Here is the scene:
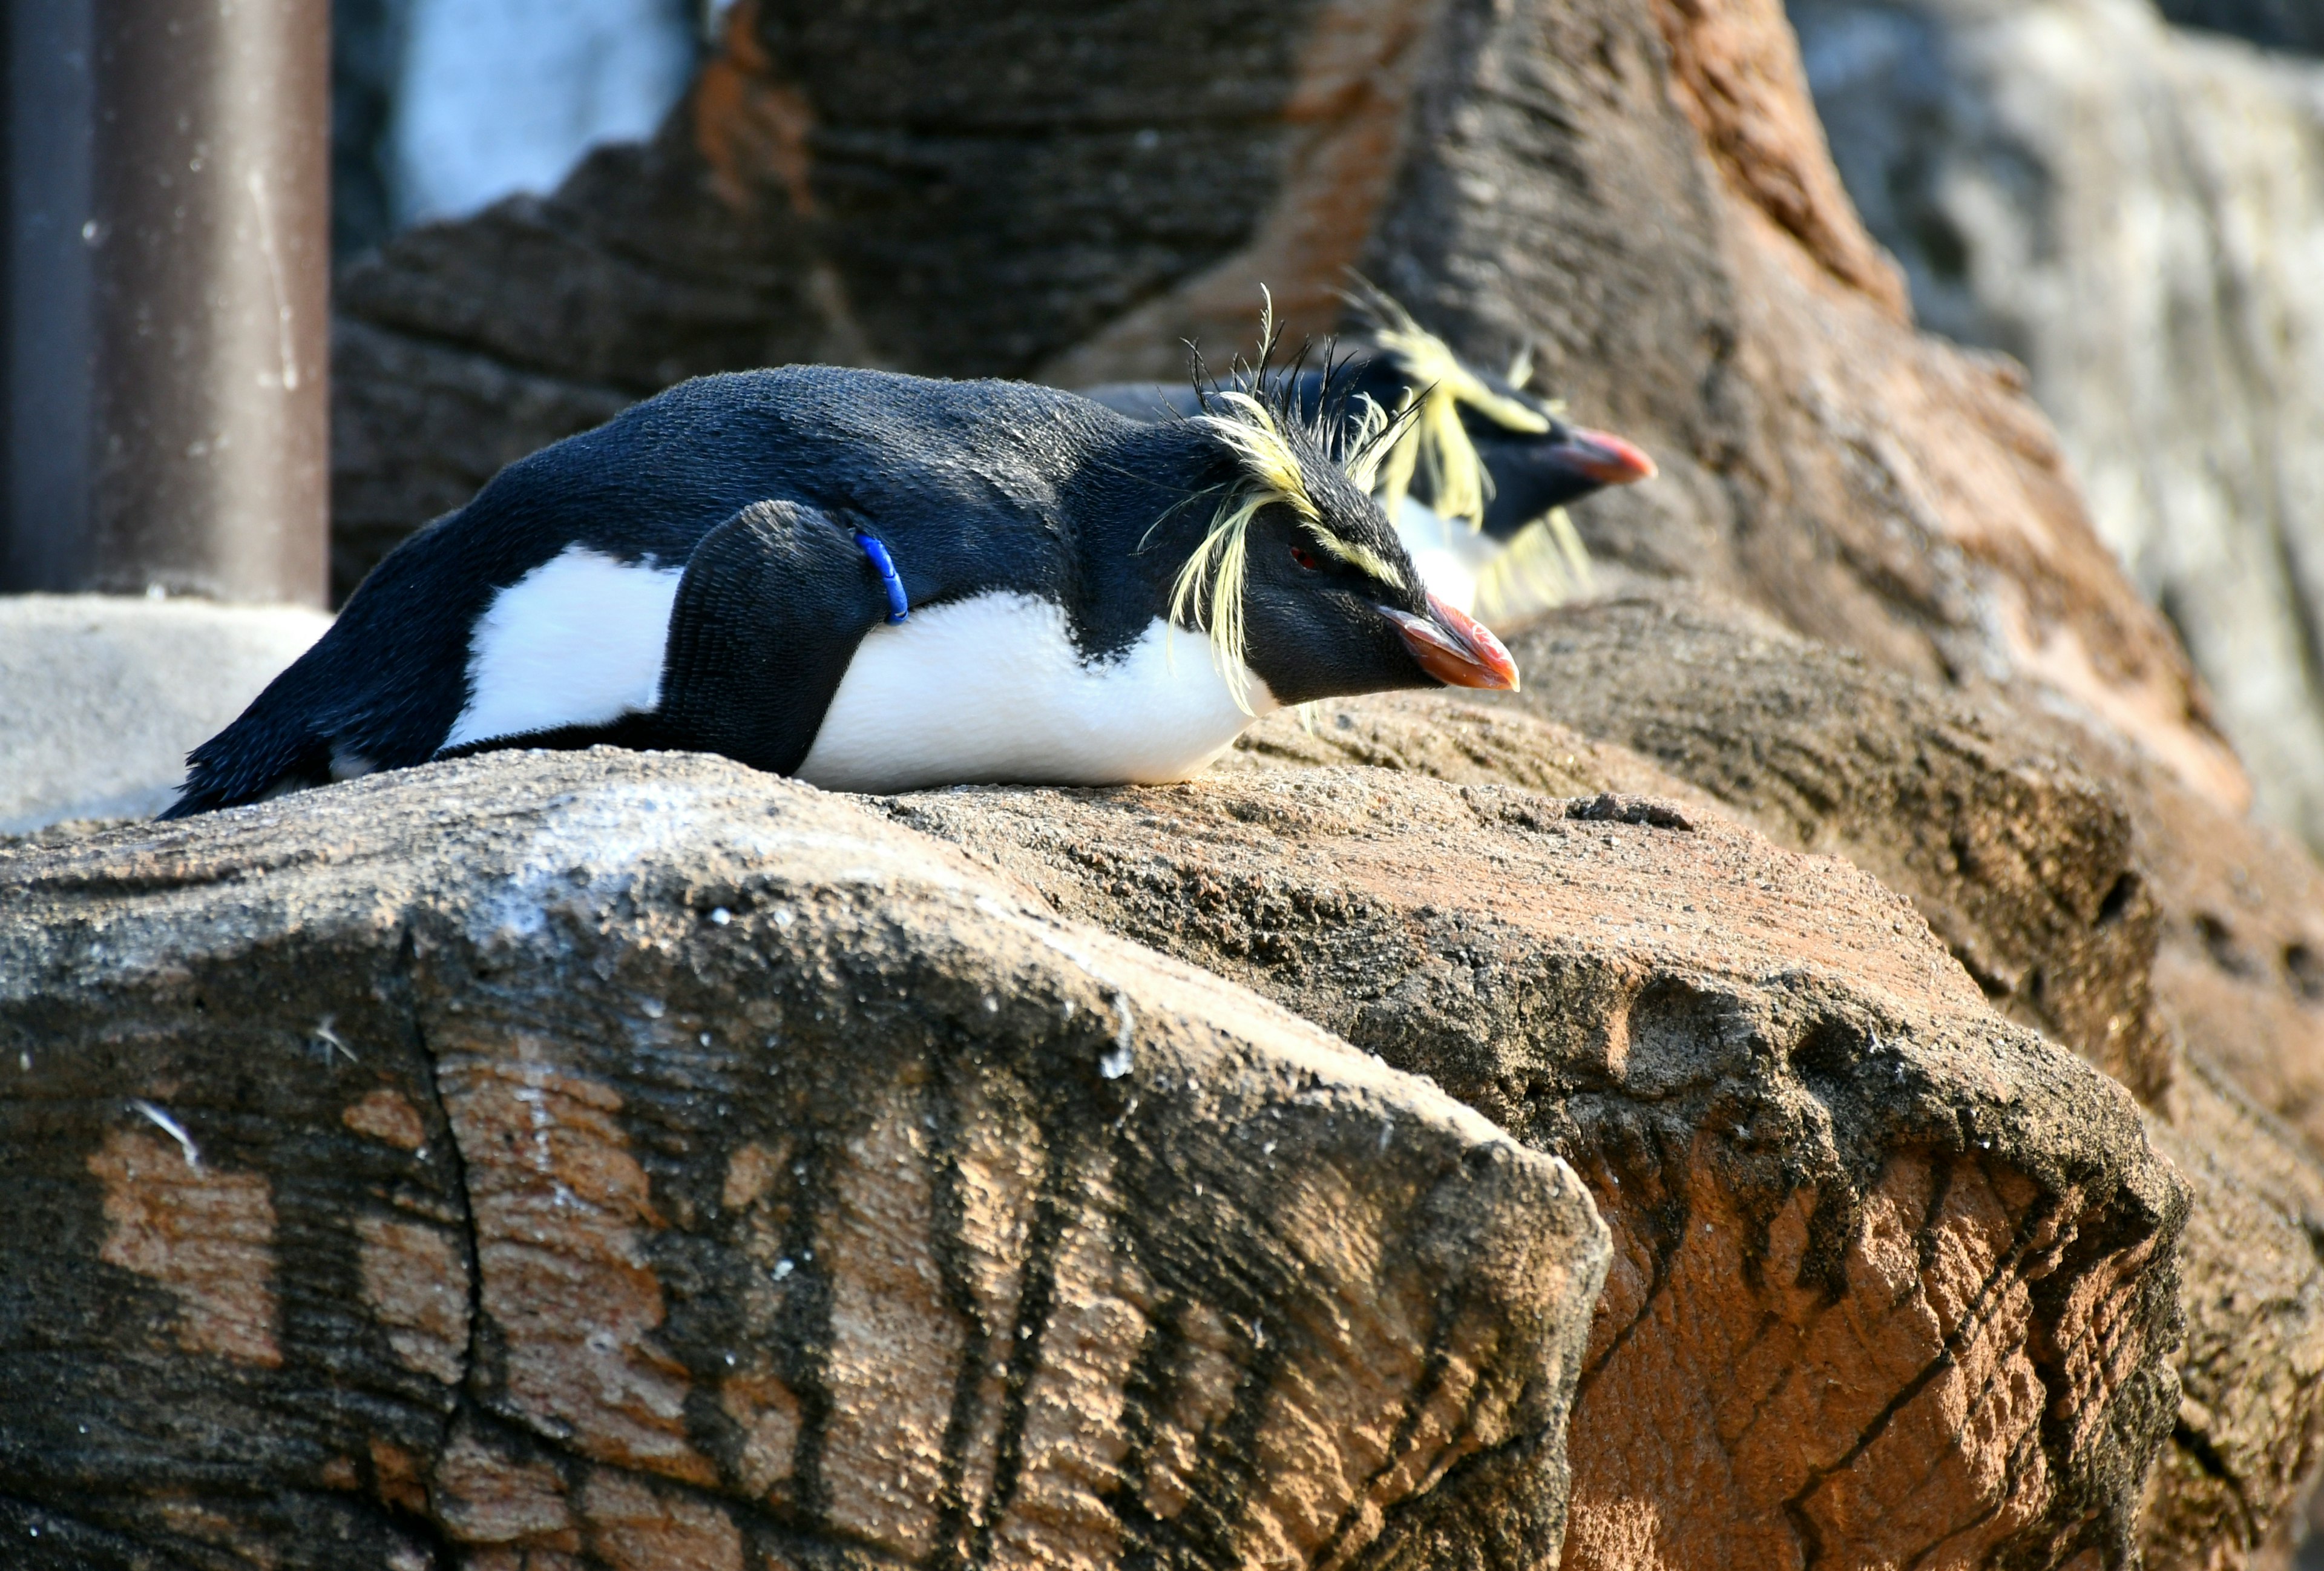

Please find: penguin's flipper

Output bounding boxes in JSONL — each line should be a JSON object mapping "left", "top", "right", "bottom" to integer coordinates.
{"left": 656, "top": 499, "right": 892, "bottom": 777}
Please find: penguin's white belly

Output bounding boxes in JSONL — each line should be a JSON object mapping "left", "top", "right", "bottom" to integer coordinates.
{"left": 795, "top": 593, "right": 1275, "bottom": 794}
{"left": 443, "top": 546, "right": 683, "bottom": 751}
{"left": 1394, "top": 496, "right": 1496, "bottom": 616}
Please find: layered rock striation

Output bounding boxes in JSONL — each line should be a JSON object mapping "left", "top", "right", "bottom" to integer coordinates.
{"left": 893, "top": 760, "right": 2188, "bottom": 1569}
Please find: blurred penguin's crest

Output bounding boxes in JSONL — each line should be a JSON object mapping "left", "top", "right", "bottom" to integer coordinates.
{"left": 1473, "top": 507, "right": 1597, "bottom": 625}
{"left": 1344, "top": 277, "right": 1551, "bottom": 531}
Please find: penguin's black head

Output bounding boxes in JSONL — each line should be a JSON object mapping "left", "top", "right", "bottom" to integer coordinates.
{"left": 1173, "top": 388, "right": 1518, "bottom": 709}
{"left": 1472, "top": 406, "right": 1657, "bottom": 540}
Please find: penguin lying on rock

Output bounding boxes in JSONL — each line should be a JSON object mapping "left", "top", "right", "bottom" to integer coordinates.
{"left": 1083, "top": 286, "right": 1655, "bottom": 621}
{"left": 165, "top": 357, "right": 1515, "bottom": 817}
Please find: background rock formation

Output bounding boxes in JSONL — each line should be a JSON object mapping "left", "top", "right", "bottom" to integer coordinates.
{"left": 1790, "top": 0, "right": 2324, "bottom": 852}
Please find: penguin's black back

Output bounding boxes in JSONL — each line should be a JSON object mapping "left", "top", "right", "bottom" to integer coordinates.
{"left": 168, "top": 367, "right": 1193, "bottom": 815}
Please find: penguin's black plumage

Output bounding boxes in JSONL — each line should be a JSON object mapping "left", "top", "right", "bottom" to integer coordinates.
{"left": 166, "top": 362, "right": 1517, "bottom": 817}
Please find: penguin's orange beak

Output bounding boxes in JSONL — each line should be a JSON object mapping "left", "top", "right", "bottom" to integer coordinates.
{"left": 1380, "top": 596, "right": 1521, "bottom": 691}
{"left": 1552, "top": 427, "right": 1658, "bottom": 487}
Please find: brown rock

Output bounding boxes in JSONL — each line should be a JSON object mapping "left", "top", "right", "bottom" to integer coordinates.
{"left": 1496, "top": 591, "right": 2175, "bottom": 1105}
{"left": 2119, "top": 753, "right": 2324, "bottom": 1164}
{"left": 0, "top": 749, "right": 1607, "bottom": 1570}
{"left": 2142, "top": 1063, "right": 2324, "bottom": 1571}
{"left": 1220, "top": 691, "right": 1726, "bottom": 823}
{"left": 1495, "top": 588, "right": 2324, "bottom": 1165}
{"left": 1376, "top": 585, "right": 2324, "bottom": 1570}
{"left": 888, "top": 764, "right": 2188, "bottom": 1569}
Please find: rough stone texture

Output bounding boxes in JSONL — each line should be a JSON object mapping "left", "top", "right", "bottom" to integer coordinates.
{"left": 1219, "top": 693, "right": 1728, "bottom": 824}
{"left": 1223, "top": 659, "right": 2324, "bottom": 1566}
{"left": 1449, "top": 587, "right": 2324, "bottom": 1568}
{"left": 0, "top": 749, "right": 1610, "bottom": 1571}
{"left": 0, "top": 593, "right": 331, "bottom": 833}
{"left": 1495, "top": 590, "right": 2324, "bottom": 1155}
{"left": 890, "top": 764, "right": 2190, "bottom": 1570}
{"left": 2142, "top": 1061, "right": 2324, "bottom": 1571}
{"left": 1791, "top": 0, "right": 2324, "bottom": 852}
{"left": 1495, "top": 592, "right": 2176, "bottom": 1105}
{"left": 326, "top": 0, "right": 2251, "bottom": 857}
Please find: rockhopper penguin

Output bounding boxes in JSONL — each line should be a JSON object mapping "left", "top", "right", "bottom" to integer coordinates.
{"left": 1083, "top": 283, "right": 1656, "bottom": 622}
{"left": 165, "top": 357, "right": 1517, "bottom": 817}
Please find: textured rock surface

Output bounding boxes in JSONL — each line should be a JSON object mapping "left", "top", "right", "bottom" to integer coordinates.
{"left": 1219, "top": 693, "right": 1725, "bottom": 822}
{"left": 1792, "top": 0, "right": 2324, "bottom": 852}
{"left": 0, "top": 749, "right": 1610, "bottom": 1571}
{"left": 1498, "top": 592, "right": 2176, "bottom": 1104}
{"left": 0, "top": 594, "right": 331, "bottom": 833}
{"left": 326, "top": 0, "right": 2249, "bottom": 851}
{"left": 2142, "top": 1062, "right": 2324, "bottom": 1571}
{"left": 1497, "top": 590, "right": 2324, "bottom": 1156}
{"left": 891, "top": 765, "right": 2190, "bottom": 1569}
{"left": 1221, "top": 646, "right": 2324, "bottom": 1563}
{"left": 1453, "top": 588, "right": 2324, "bottom": 1568}
{"left": 1230, "top": 664, "right": 2324, "bottom": 1570}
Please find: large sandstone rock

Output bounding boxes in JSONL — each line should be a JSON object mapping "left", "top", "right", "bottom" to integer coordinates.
{"left": 890, "top": 765, "right": 2190, "bottom": 1569}
{"left": 1496, "top": 590, "right": 2324, "bottom": 1161}
{"left": 327, "top": 0, "right": 2247, "bottom": 854}
{"left": 1791, "top": 0, "right": 2324, "bottom": 852}
{"left": 0, "top": 749, "right": 1609, "bottom": 1571}
{"left": 1224, "top": 671, "right": 2324, "bottom": 1567}
{"left": 1498, "top": 591, "right": 2177, "bottom": 1104}
{"left": 2142, "top": 1063, "right": 2324, "bottom": 1571}
{"left": 1437, "top": 587, "right": 2324, "bottom": 1569}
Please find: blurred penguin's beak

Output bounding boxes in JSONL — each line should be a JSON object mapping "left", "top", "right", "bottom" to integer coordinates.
{"left": 1380, "top": 596, "right": 1521, "bottom": 691}
{"left": 1548, "top": 427, "right": 1658, "bottom": 487}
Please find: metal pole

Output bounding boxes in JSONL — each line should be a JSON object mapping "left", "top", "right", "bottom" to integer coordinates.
{"left": 4, "top": 0, "right": 329, "bottom": 605}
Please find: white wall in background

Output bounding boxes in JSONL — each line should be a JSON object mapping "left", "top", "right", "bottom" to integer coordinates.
{"left": 390, "top": 0, "right": 697, "bottom": 227}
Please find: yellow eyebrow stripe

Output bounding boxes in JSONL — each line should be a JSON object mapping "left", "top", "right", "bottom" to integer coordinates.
{"left": 1305, "top": 525, "right": 1407, "bottom": 591}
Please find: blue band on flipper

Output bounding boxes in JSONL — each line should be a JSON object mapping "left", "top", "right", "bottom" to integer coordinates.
{"left": 855, "top": 532, "right": 910, "bottom": 623}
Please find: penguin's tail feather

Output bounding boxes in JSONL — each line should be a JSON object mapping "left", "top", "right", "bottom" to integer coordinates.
{"left": 160, "top": 711, "right": 337, "bottom": 818}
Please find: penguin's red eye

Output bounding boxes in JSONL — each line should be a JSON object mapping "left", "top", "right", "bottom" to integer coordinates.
{"left": 1290, "top": 544, "right": 1322, "bottom": 572}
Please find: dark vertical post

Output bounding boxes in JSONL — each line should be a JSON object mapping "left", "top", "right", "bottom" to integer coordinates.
{"left": 4, "top": 0, "right": 329, "bottom": 606}
{"left": 4, "top": 0, "right": 96, "bottom": 590}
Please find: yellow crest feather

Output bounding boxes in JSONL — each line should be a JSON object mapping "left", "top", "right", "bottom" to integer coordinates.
{"left": 1170, "top": 298, "right": 1411, "bottom": 714}
{"left": 1472, "top": 507, "right": 1596, "bottom": 625}
{"left": 1346, "top": 281, "right": 1551, "bottom": 532}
